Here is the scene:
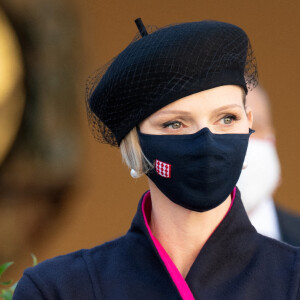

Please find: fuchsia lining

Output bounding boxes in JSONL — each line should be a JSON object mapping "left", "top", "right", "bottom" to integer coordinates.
{"left": 141, "top": 187, "right": 236, "bottom": 300}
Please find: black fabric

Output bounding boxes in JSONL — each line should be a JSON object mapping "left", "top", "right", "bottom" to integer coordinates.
{"left": 138, "top": 127, "right": 253, "bottom": 211}
{"left": 276, "top": 205, "right": 300, "bottom": 247}
{"left": 14, "top": 189, "right": 300, "bottom": 300}
{"left": 87, "top": 20, "right": 258, "bottom": 146}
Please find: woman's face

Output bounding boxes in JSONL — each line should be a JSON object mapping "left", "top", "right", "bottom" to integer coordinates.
{"left": 139, "top": 85, "right": 253, "bottom": 135}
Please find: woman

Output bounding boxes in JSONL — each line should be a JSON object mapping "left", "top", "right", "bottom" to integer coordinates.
{"left": 14, "top": 19, "right": 300, "bottom": 299}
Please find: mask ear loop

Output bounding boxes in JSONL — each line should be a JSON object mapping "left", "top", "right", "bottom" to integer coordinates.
{"left": 242, "top": 128, "right": 254, "bottom": 170}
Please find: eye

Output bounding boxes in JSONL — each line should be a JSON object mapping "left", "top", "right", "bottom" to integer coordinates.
{"left": 220, "top": 114, "right": 237, "bottom": 125}
{"left": 163, "top": 121, "right": 182, "bottom": 129}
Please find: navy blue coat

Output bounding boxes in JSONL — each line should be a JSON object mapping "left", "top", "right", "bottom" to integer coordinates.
{"left": 13, "top": 189, "right": 300, "bottom": 299}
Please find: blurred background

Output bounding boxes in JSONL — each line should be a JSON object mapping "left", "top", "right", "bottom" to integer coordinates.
{"left": 0, "top": 0, "right": 299, "bottom": 281}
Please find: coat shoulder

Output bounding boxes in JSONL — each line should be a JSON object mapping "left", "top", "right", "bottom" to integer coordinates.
{"left": 13, "top": 236, "right": 128, "bottom": 300}
{"left": 257, "top": 233, "right": 300, "bottom": 293}
{"left": 257, "top": 232, "right": 300, "bottom": 264}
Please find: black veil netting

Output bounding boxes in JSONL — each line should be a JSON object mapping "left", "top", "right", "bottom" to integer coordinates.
{"left": 86, "top": 19, "right": 258, "bottom": 147}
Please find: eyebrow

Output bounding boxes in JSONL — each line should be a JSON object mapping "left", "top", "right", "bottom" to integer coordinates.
{"left": 212, "top": 104, "right": 243, "bottom": 114}
{"left": 155, "top": 110, "right": 193, "bottom": 116}
{"left": 155, "top": 104, "right": 243, "bottom": 116}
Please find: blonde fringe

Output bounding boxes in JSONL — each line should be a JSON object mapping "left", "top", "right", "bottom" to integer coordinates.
{"left": 120, "top": 128, "right": 153, "bottom": 178}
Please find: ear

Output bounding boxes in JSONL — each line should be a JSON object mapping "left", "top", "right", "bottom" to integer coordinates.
{"left": 245, "top": 105, "right": 253, "bottom": 129}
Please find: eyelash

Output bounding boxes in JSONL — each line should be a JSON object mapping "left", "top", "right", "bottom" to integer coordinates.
{"left": 162, "top": 120, "right": 183, "bottom": 129}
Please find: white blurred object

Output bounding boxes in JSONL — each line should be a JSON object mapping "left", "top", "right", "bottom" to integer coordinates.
{"left": 249, "top": 196, "right": 281, "bottom": 240}
{"left": 237, "top": 138, "right": 281, "bottom": 213}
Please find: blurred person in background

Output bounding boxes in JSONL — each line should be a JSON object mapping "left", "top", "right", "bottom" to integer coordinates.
{"left": 237, "top": 85, "right": 300, "bottom": 246}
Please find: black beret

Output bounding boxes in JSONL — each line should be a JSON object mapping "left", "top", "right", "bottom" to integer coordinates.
{"left": 87, "top": 20, "right": 258, "bottom": 146}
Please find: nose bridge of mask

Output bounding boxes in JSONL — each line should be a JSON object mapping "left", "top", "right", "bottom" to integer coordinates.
{"left": 189, "top": 128, "right": 217, "bottom": 156}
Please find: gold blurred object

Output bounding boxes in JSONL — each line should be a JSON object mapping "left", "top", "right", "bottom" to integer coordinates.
{"left": 0, "top": 7, "right": 25, "bottom": 165}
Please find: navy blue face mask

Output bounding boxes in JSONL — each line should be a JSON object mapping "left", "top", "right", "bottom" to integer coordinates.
{"left": 138, "top": 127, "right": 254, "bottom": 212}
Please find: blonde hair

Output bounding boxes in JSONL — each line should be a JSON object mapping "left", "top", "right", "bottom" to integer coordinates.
{"left": 120, "top": 127, "right": 153, "bottom": 178}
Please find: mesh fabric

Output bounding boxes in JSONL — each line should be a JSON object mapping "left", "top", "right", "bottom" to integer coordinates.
{"left": 86, "top": 20, "right": 258, "bottom": 146}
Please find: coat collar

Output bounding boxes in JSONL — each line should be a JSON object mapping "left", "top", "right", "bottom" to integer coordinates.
{"left": 129, "top": 187, "right": 258, "bottom": 296}
{"left": 185, "top": 188, "right": 258, "bottom": 292}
